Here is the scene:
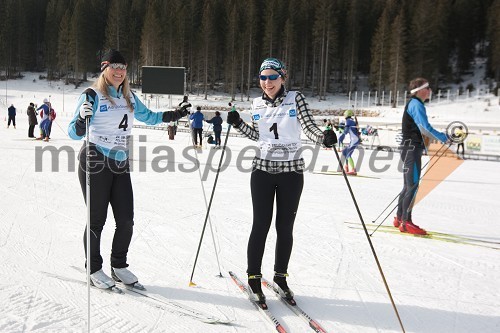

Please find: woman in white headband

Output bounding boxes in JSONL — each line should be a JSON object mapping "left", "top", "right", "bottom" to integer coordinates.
{"left": 394, "top": 77, "right": 448, "bottom": 235}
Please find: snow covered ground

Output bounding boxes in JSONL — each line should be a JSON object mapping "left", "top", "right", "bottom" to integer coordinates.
{"left": 1, "top": 74, "right": 500, "bottom": 332}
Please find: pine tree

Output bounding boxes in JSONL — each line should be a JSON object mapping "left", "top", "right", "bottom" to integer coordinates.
{"left": 57, "top": 9, "right": 72, "bottom": 84}
{"left": 140, "top": 2, "right": 162, "bottom": 66}
{"left": 488, "top": 0, "right": 500, "bottom": 81}
{"left": 369, "top": 2, "right": 392, "bottom": 102}
{"left": 388, "top": 9, "right": 406, "bottom": 108}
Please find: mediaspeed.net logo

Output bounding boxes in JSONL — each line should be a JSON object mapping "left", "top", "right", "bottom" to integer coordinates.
{"left": 414, "top": 121, "right": 468, "bottom": 206}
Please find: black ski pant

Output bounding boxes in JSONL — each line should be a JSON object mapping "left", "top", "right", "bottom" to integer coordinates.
{"left": 7, "top": 115, "right": 15, "bottom": 127}
{"left": 247, "top": 168, "right": 303, "bottom": 276}
{"left": 78, "top": 144, "right": 134, "bottom": 274}
{"left": 397, "top": 144, "right": 423, "bottom": 222}
{"left": 28, "top": 124, "right": 36, "bottom": 137}
{"left": 192, "top": 128, "right": 203, "bottom": 145}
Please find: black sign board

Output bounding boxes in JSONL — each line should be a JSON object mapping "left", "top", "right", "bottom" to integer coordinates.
{"left": 142, "top": 66, "right": 185, "bottom": 95}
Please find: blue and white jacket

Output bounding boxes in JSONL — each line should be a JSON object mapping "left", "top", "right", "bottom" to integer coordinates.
{"left": 68, "top": 85, "right": 164, "bottom": 161}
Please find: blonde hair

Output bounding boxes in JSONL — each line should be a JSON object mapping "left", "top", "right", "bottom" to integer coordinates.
{"left": 93, "top": 70, "right": 134, "bottom": 112}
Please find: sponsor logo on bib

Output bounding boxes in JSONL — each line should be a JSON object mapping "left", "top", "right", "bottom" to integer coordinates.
{"left": 100, "top": 105, "right": 108, "bottom": 112}
{"left": 252, "top": 114, "right": 261, "bottom": 121}
{"left": 289, "top": 109, "right": 296, "bottom": 117}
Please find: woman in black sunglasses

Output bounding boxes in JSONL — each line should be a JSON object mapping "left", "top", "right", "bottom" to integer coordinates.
{"left": 227, "top": 58, "right": 337, "bottom": 306}
{"left": 68, "top": 49, "right": 191, "bottom": 291}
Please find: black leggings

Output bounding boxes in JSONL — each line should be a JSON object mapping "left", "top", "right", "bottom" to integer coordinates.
{"left": 247, "top": 169, "right": 304, "bottom": 275}
{"left": 78, "top": 145, "right": 134, "bottom": 274}
{"left": 397, "top": 145, "right": 423, "bottom": 222}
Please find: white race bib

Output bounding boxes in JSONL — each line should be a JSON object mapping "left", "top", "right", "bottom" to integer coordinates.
{"left": 252, "top": 92, "right": 302, "bottom": 161}
{"left": 88, "top": 89, "right": 135, "bottom": 152}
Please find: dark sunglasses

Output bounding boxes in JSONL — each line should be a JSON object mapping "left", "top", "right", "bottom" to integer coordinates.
{"left": 259, "top": 74, "right": 281, "bottom": 81}
{"left": 109, "top": 63, "right": 127, "bottom": 70}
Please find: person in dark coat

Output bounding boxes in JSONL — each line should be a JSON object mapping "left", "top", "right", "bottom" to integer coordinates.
{"left": 27, "top": 103, "right": 38, "bottom": 138}
{"left": 7, "top": 104, "right": 16, "bottom": 128}
{"left": 205, "top": 111, "right": 223, "bottom": 148}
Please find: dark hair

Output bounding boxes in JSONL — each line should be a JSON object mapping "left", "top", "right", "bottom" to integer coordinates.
{"left": 197, "top": 106, "right": 201, "bottom": 111}
{"left": 215, "top": 111, "right": 220, "bottom": 116}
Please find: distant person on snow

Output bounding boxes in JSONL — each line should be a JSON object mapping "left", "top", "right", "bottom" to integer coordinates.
{"left": 205, "top": 111, "right": 223, "bottom": 148}
{"left": 27, "top": 103, "right": 38, "bottom": 138}
{"left": 394, "top": 77, "right": 448, "bottom": 235}
{"left": 189, "top": 106, "right": 205, "bottom": 147}
{"left": 226, "top": 57, "right": 337, "bottom": 306}
{"left": 7, "top": 104, "right": 16, "bottom": 128}
{"left": 36, "top": 98, "right": 53, "bottom": 141}
{"left": 68, "top": 49, "right": 191, "bottom": 291}
{"left": 338, "top": 109, "right": 360, "bottom": 175}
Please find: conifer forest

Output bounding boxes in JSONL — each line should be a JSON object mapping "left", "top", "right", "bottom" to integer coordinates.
{"left": 0, "top": 0, "right": 499, "bottom": 99}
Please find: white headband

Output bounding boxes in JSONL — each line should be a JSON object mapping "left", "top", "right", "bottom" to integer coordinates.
{"left": 410, "top": 82, "right": 429, "bottom": 94}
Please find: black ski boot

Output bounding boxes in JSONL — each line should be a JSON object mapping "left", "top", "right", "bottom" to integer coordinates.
{"left": 274, "top": 272, "right": 295, "bottom": 304}
{"left": 248, "top": 274, "right": 267, "bottom": 308}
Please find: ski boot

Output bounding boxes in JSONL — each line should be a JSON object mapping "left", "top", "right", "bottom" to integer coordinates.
{"left": 273, "top": 272, "right": 296, "bottom": 305}
{"left": 112, "top": 267, "right": 145, "bottom": 290}
{"left": 248, "top": 274, "right": 267, "bottom": 308}
{"left": 90, "top": 269, "right": 116, "bottom": 289}
{"left": 399, "top": 221, "right": 427, "bottom": 235}
{"left": 393, "top": 216, "right": 402, "bottom": 228}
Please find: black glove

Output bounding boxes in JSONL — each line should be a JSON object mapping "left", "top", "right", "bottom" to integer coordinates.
{"left": 162, "top": 108, "right": 188, "bottom": 122}
{"left": 226, "top": 110, "right": 242, "bottom": 127}
{"left": 322, "top": 129, "right": 338, "bottom": 148}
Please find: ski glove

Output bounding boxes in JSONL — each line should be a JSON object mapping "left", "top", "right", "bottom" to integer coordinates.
{"left": 79, "top": 101, "right": 93, "bottom": 120}
{"left": 322, "top": 129, "right": 338, "bottom": 148}
{"left": 162, "top": 106, "right": 190, "bottom": 123}
{"left": 226, "top": 110, "right": 242, "bottom": 128}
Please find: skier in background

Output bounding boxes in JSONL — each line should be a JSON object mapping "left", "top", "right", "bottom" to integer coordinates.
{"left": 36, "top": 98, "right": 52, "bottom": 141}
{"left": 394, "top": 77, "right": 448, "bottom": 235}
{"left": 338, "top": 109, "right": 360, "bottom": 175}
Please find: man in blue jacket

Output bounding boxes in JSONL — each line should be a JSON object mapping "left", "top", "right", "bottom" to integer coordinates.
{"left": 394, "top": 78, "right": 448, "bottom": 235}
{"left": 190, "top": 106, "right": 205, "bottom": 147}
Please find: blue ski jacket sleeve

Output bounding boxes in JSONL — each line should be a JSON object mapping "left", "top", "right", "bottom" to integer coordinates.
{"left": 407, "top": 99, "right": 447, "bottom": 143}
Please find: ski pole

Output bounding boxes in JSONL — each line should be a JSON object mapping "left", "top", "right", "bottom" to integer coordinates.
{"left": 332, "top": 148, "right": 406, "bottom": 333}
{"left": 370, "top": 141, "right": 452, "bottom": 236}
{"left": 370, "top": 142, "right": 448, "bottom": 224}
{"left": 189, "top": 124, "right": 232, "bottom": 286}
{"left": 84, "top": 99, "right": 91, "bottom": 333}
{"left": 191, "top": 122, "right": 224, "bottom": 278}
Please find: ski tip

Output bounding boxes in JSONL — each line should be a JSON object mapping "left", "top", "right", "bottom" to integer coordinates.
{"left": 188, "top": 281, "right": 197, "bottom": 287}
